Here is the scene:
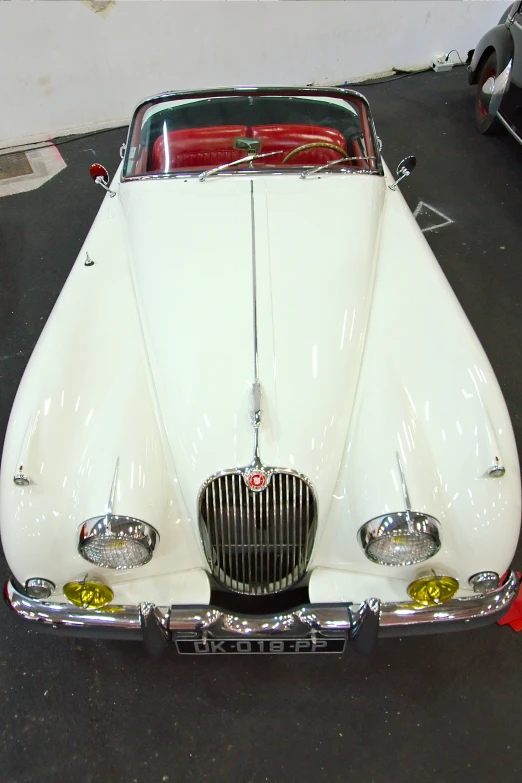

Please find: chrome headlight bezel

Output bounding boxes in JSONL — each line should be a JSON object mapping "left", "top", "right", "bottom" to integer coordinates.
{"left": 24, "top": 577, "right": 55, "bottom": 599}
{"left": 358, "top": 512, "right": 441, "bottom": 567}
{"left": 79, "top": 514, "right": 159, "bottom": 570}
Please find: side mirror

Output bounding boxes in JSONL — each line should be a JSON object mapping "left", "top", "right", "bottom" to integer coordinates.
{"left": 389, "top": 155, "right": 416, "bottom": 191}
{"left": 89, "top": 163, "right": 116, "bottom": 197}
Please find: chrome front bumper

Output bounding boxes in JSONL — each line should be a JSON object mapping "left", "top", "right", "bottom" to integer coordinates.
{"left": 4, "top": 570, "right": 519, "bottom": 656}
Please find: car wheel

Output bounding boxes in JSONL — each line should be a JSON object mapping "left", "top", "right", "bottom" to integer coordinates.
{"left": 475, "top": 52, "right": 500, "bottom": 135}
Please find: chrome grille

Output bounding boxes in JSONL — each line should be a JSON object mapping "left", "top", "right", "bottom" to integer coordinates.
{"left": 200, "top": 471, "right": 317, "bottom": 595}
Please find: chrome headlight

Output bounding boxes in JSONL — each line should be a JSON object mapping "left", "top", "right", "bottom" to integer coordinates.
{"left": 358, "top": 512, "right": 441, "bottom": 566}
{"left": 25, "top": 578, "right": 55, "bottom": 599}
{"left": 79, "top": 514, "right": 158, "bottom": 569}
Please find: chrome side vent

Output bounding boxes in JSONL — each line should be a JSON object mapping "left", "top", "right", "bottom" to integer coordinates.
{"left": 199, "top": 471, "right": 317, "bottom": 595}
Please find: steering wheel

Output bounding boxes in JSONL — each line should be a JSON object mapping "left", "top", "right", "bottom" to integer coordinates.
{"left": 282, "top": 142, "right": 347, "bottom": 164}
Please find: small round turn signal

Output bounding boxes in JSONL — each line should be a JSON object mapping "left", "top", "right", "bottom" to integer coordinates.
{"left": 407, "top": 574, "right": 459, "bottom": 606}
{"left": 63, "top": 579, "right": 114, "bottom": 609}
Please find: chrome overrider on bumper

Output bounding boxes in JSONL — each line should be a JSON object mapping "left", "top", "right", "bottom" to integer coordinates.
{"left": 4, "top": 570, "right": 519, "bottom": 657}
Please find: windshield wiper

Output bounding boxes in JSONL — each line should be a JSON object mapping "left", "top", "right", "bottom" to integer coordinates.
{"left": 198, "top": 150, "right": 284, "bottom": 181}
{"left": 300, "top": 156, "right": 377, "bottom": 179}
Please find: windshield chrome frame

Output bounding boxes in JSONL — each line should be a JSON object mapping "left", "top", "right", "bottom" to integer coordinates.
{"left": 121, "top": 85, "right": 384, "bottom": 183}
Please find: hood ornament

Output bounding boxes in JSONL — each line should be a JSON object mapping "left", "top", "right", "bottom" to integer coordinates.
{"left": 250, "top": 380, "right": 262, "bottom": 429}
{"left": 243, "top": 381, "right": 270, "bottom": 491}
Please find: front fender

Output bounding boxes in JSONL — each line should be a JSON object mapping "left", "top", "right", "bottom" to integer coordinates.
{"left": 313, "top": 173, "right": 521, "bottom": 590}
{"left": 468, "top": 23, "right": 514, "bottom": 84}
{"left": 0, "top": 187, "right": 207, "bottom": 591}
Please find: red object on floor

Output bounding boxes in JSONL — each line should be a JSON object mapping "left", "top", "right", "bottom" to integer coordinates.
{"left": 497, "top": 572, "right": 522, "bottom": 631}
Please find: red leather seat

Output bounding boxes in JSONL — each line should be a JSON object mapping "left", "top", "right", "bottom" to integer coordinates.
{"left": 150, "top": 125, "right": 249, "bottom": 172}
{"left": 250, "top": 124, "right": 347, "bottom": 166}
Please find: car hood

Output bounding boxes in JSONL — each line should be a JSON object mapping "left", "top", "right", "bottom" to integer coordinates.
{"left": 3, "top": 169, "right": 519, "bottom": 593}
{"left": 120, "top": 174, "right": 385, "bottom": 513}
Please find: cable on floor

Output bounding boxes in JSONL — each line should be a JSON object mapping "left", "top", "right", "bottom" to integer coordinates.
{"left": 0, "top": 124, "right": 128, "bottom": 156}
{"left": 337, "top": 66, "right": 431, "bottom": 88}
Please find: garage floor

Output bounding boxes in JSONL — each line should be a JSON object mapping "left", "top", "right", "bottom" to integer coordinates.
{"left": 0, "top": 69, "right": 521, "bottom": 783}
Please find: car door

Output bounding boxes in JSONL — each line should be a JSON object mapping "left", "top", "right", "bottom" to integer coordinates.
{"left": 501, "top": 2, "right": 522, "bottom": 133}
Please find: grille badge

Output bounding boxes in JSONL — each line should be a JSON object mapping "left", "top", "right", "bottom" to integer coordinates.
{"left": 245, "top": 469, "right": 269, "bottom": 492}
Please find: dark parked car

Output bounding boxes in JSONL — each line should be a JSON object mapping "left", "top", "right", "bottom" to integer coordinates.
{"left": 468, "top": 0, "right": 522, "bottom": 142}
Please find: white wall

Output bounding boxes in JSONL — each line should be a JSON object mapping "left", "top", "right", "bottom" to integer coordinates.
{"left": 0, "top": 0, "right": 511, "bottom": 147}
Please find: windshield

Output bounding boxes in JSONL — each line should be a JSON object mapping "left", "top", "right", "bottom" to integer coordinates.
{"left": 123, "top": 89, "right": 379, "bottom": 179}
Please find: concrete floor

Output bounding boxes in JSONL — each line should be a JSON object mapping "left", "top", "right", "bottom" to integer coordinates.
{"left": 0, "top": 69, "right": 521, "bottom": 783}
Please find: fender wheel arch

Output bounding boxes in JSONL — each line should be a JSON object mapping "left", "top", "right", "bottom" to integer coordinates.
{"left": 474, "top": 50, "right": 501, "bottom": 135}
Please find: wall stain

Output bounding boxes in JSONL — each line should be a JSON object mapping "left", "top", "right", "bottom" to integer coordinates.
{"left": 80, "top": 0, "right": 116, "bottom": 17}
{"left": 37, "top": 75, "right": 53, "bottom": 97}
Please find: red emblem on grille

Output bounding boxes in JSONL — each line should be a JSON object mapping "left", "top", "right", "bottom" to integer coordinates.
{"left": 247, "top": 471, "right": 267, "bottom": 491}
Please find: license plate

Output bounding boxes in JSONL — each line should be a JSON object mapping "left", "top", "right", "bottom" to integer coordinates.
{"left": 175, "top": 638, "right": 346, "bottom": 654}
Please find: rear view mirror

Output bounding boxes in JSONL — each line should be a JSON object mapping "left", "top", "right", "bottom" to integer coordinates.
{"left": 89, "top": 163, "right": 115, "bottom": 197}
{"left": 389, "top": 155, "right": 416, "bottom": 191}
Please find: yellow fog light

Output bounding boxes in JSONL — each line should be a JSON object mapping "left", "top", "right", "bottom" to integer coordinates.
{"left": 407, "top": 574, "right": 459, "bottom": 606}
{"left": 63, "top": 579, "right": 114, "bottom": 609}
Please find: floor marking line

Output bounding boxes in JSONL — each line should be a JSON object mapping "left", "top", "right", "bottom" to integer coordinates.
{"left": 413, "top": 200, "right": 454, "bottom": 233}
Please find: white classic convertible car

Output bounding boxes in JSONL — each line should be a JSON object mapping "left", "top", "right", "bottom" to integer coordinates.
{"left": 1, "top": 87, "right": 520, "bottom": 656}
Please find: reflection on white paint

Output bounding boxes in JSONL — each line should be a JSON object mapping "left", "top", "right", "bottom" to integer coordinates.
{"left": 474, "top": 364, "right": 487, "bottom": 384}
{"left": 402, "top": 420, "right": 413, "bottom": 452}
{"left": 340, "top": 309, "right": 348, "bottom": 350}
{"left": 349, "top": 309, "right": 356, "bottom": 343}
{"left": 403, "top": 386, "right": 416, "bottom": 415}
{"left": 396, "top": 432, "right": 407, "bottom": 464}
{"left": 312, "top": 344, "right": 318, "bottom": 378}
{"left": 468, "top": 367, "right": 481, "bottom": 399}
{"left": 391, "top": 469, "right": 399, "bottom": 493}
